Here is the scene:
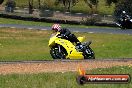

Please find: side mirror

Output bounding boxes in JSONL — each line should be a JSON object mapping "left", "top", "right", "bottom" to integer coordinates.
{"left": 0, "top": 0, "right": 4, "bottom": 4}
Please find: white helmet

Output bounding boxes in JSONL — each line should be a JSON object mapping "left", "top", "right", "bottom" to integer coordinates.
{"left": 122, "top": 11, "right": 126, "bottom": 14}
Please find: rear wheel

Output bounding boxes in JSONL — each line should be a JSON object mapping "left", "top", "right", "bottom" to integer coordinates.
{"left": 83, "top": 46, "right": 95, "bottom": 59}
{"left": 50, "top": 45, "right": 68, "bottom": 59}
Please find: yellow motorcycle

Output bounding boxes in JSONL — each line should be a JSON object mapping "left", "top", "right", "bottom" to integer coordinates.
{"left": 48, "top": 32, "right": 95, "bottom": 59}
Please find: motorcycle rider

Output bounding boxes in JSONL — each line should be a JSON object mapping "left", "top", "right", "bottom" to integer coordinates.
{"left": 120, "top": 11, "right": 131, "bottom": 28}
{"left": 52, "top": 24, "right": 83, "bottom": 50}
{"left": 121, "top": 11, "right": 130, "bottom": 20}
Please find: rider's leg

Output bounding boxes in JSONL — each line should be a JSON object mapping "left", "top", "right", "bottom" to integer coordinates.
{"left": 68, "top": 34, "right": 83, "bottom": 49}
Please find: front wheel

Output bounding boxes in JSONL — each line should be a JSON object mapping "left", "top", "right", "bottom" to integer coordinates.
{"left": 83, "top": 46, "right": 95, "bottom": 59}
{"left": 50, "top": 45, "right": 68, "bottom": 59}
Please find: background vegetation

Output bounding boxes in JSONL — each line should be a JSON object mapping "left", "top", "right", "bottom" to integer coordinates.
{"left": 3, "top": 0, "right": 115, "bottom": 14}
{"left": 2, "top": 0, "right": 131, "bottom": 22}
{"left": 3, "top": 0, "right": 131, "bottom": 19}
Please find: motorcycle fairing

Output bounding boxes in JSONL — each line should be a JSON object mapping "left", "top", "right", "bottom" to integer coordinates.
{"left": 77, "top": 37, "right": 84, "bottom": 42}
{"left": 55, "top": 39, "right": 84, "bottom": 59}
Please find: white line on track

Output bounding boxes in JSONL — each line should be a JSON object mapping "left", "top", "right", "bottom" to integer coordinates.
{"left": 74, "top": 31, "right": 79, "bottom": 32}
{"left": 88, "top": 32, "right": 94, "bottom": 33}
{"left": 10, "top": 27, "right": 16, "bottom": 29}
{"left": 28, "top": 28, "right": 33, "bottom": 29}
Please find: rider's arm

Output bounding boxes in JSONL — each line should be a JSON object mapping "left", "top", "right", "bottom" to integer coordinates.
{"left": 126, "top": 15, "right": 131, "bottom": 19}
{"left": 62, "top": 28, "right": 71, "bottom": 36}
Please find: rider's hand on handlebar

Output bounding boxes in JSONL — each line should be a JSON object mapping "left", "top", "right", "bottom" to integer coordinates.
{"left": 61, "top": 34, "right": 65, "bottom": 38}
{"left": 57, "top": 34, "right": 65, "bottom": 38}
{"left": 57, "top": 34, "right": 68, "bottom": 38}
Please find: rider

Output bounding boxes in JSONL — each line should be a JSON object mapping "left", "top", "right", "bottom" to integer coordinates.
{"left": 52, "top": 24, "right": 83, "bottom": 50}
{"left": 120, "top": 11, "right": 131, "bottom": 28}
{"left": 121, "top": 11, "right": 130, "bottom": 21}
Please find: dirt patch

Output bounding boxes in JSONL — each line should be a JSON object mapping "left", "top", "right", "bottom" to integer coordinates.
{"left": 0, "top": 60, "right": 132, "bottom": 74}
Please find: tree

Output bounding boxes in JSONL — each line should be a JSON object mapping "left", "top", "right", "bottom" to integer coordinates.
{"left": 29, "top": 0, "right": 34, "bottom": 14}
{"left": 83, "top": 0, "right": 99, "bottom": 14}
{"left": 55, "top": 0, "right": 79, "bottom": 12}
{"left": 114, "top": 0, "right": 132, "bottom": 19}
{"left": 38, "top": 0, "right": 41, "bottom": 9}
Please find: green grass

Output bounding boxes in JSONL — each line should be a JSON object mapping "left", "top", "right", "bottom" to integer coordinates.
{"left": 0, "top": 18, "right": 53, "bottom": 27}
{"left": 0, "top": 18, "right": 115, "bottom": 29}
{"left": 0, "top": 28, "right": 132, "bottom": 61}
{"left": 0, "top": 28, "right": 52, "bottom": 61}
{"left": 0, "top": 66, "right": 131, "bottom": 88}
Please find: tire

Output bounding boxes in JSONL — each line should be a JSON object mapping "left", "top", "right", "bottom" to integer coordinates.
{"left": 50, "top": 45, "right": 67, "bottom": 59}
{"left": 83, "top": 46, "right": 95, "bottom": 59}
{"left": 50, "top": 48, "right": 59, "bottom": 59}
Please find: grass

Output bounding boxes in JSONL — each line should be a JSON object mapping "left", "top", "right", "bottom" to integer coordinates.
{"left": 0, "top": 18, "right": 54, "bottom": 27}
{"left": 0, "top": 28, "right": 52, "bottom": 61}
{"left": 0, "top": 28, "right": 132, "bottom": 61}
{"left": 0, "top": 18, "right": 115, "bottom": 29}
{"left": 0, "top": 66, "right": 131, "bottom": 88}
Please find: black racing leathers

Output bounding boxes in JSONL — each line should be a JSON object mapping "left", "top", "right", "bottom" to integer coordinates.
{"left": 59, "top": 28, "right": 81, "bottom": 45}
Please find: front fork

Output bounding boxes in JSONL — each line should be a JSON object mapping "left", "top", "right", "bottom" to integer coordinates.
{"left": 58, "top": 45, "right": 61, "bottom": 53}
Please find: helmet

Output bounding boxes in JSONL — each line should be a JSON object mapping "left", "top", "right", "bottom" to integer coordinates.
{"left": 122, "top": 11, "right": 126, "bottom": 14}
{"left": 52, "top": 24, "right": 61, "bottom": 31}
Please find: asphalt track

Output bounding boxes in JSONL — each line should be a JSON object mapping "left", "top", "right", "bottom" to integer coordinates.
{"left": 0, "top": 24, "right": 132, "bottom": 35}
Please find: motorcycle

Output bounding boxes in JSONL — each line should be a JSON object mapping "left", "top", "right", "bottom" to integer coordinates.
{"left": 48, "top": 32, "right": 95, "bottom": 59}
{"left": 116, "top": 14, "right": 132, "bottom": 29}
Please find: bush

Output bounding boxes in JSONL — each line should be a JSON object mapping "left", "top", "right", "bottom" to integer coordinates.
{"left": 82, "top": 14, "right": 101, "bottom": 25}
{"left": 39, "top": 9, "right": 54, "bottom": 17}
{"left": 39, "top": 1, "right": 54, "bottom": 17}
